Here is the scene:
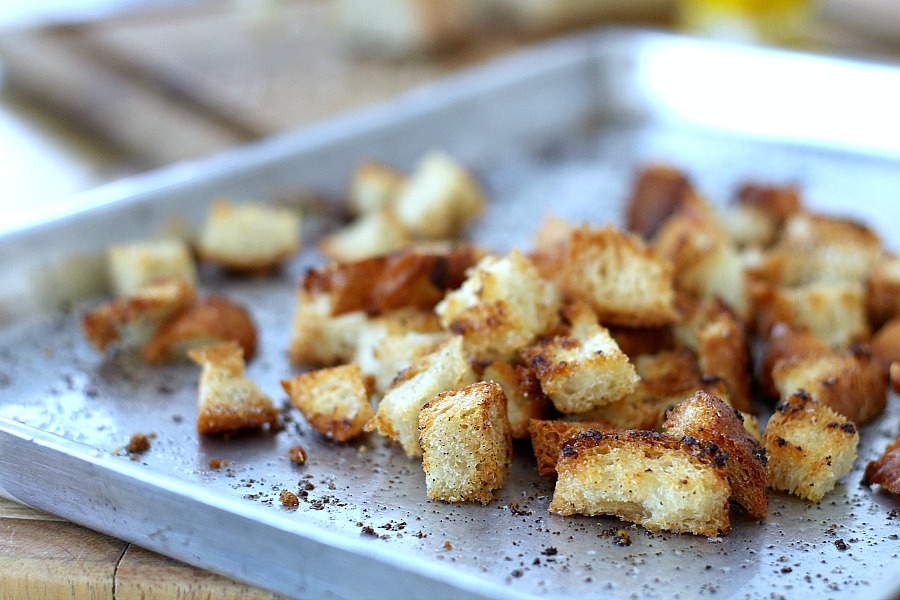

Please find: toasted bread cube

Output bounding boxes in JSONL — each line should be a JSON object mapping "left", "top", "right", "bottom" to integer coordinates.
{"left": 763, "top": 392, "right": 859, "bottom": 502}
{"left": 870, "top": 317, "right": 900, "bottom": 375}
{"left": 529, "top": 215, "right": 575, "bottom": 280}
{"left": 365, "top": 336, "right": 476, "bottom": 457}
{"left": 607, "top": 325, "right": 674, "bottom": 359}
{"left": 319, "top": 210, "right": 411, "bottom": 262}
{"left": 751, "top": 281, "right": 869, "bottom": 347}
{"left": 759, "top": 323, "right": 830, "bottom": 399}
{"left": 549, "top": 430, "right": 732, "bottom": 536}
{"left": 436, "top": 249, "right": 560, "bottom": 361}
{"left": 82, "top": 279, "right": 195, "bottom": 352}
{"left": 143, "top": 295, "right": 257, "bottom": 363}
{"left": 281, "top": 364, "right": 374, "bottom": 442}
{"left": 302, "top": 246, "right": 479, "bottom": 316}
{"left": 867, "top": 254, "right": 900, "bottom": 328}
{"left": 521, "top": 323, "right": 639, "bottom": 414}
{"left": 779, "top": 212, "right": 880, "bottom": 251}
{"left": 107, "top": 239, "right": 198, "bottom": 296}
{"left": 288, "top": 290, "right": 368, "bottom": 366}
{"left": 353, "top": 309, "right": 447, "bottom": 394}
{"left": 561, "top": 224, "right": 679, "bottom": 327}
{"left": 736, "top": 183, "right": 801, "bottom": 228}
{"left": 418, "top": 381, "right": 512, "bottom": 504}
{"left": 662, "top": 391, "right": 768, "bottom": 518}
{"left": 750, "top": 244, "right": 878, "bottom": 289}
{"left": 482, "top": 362, "right": 552, "bottom": 439}
{"left": 863, "top": 437, "right": 900, "bottom": 495}
{"left": 625, "top": 164, "right": 691, "bottom": 240}
{"left": 720, "top": 203, "right": 777, "bottom": 249}
{"left": 393, "top": 151, "right": 484, "bottom": 239}
{"left": 772, "top": 347, "right": 886, "bottom": 424}
{"left": 892, "top": 362, "right": 900, "bottom": 393}
{"left": 348, "top": 160, "right": 405, "bottom": 215}
{"left": 528, "top": 419, "right": 616, "bottom": 478}
{"left": 196, "top": 199, "right": 300, "bottom": 272}
{"left": 189, "top": 342, "right": 278, "bottom": 434}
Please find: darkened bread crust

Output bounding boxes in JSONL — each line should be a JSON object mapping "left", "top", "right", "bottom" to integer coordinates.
{"left": 528, "top": 418, "right": 617, "bottom": 478}
{"left": 625, "top": 165, "right": 692, "bottom": 239}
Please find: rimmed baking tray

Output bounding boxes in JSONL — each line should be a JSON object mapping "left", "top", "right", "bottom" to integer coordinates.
{"left": 2, "top": 28, "right": 900, "bottom": 600}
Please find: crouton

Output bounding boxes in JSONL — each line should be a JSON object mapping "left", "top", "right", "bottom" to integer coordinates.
{"left": 763, "top": 392, "right": 859, "bottom": 502}
{"left": 529, "top": 215, "right": 575, "bottom": 279}
{"left": 303, "top": 245, "right": 479, "bottom": 316}
{"left": 675, "top": 299, "right": 752, "bottom": 412}
{"left": 288, "top": 290, "right": 368, "bottom": 366}
{"left": 549, "top": 430, "right": 732, "bottom": 536}
{"left": 772, "top": 346, "right": 886, "bottom": 424}
{"left": 522, "top": 322, "right": 639, "bottom": 414}
{"left": 196, "top": 199, "right": 301, "bottom": 272}
{"left": 318, "top": 210, "right": 411, "bottom": 262}
{"left": 418, "top": 381, "right": 512, "bottom": 504}
{"left": 779, "top": 212, "right": 880, "bottom": 252}
{"left": 606, "top": 325, "right": 674, "bottom": 361}
{"left": 662, "top": 391, "right": 768, "bottom": 518}
{"left": 436, "top": 249, "right": 560, "bottom": 361}
{"left": 482, "top": 362, "right": 552, "bottom": 438}
{"left": 654, "top": 203, "right": 750, "bottom": 322}
{"left": 348, "top": 160, "right": 405, "bottom": 216}
{"left": 561, "top": 224, "right": 679, "bottom": 327}
{"left": 720, "top": 203, "right": 777, "bottom": 249}
{"left": 353, "top": 309, "right": 447, "bottom": 393}
{"left": 759, "top": 323, "right": 830, "bottom": 399}
{"left": 188, "top": 342, "right": 278, "bottom": 434}
{"left": 281, "top": 364, "right": 374, "bottom": 442}
{"left": 393, "top": 151, "right": 484, "bottom": 239}
{"left": 870, "top": 317, "right": 900, "bottom": 375}
{"left": 625, "top": 164, "right": 691, "bottom": 239}
{"left": 528, "top": 419, "right": 616, "bottom": 478}
{"left": 867, "top": 254, "right": 900, "bottom": 328}
{"left": 751, "top": 281, "right": 869, "bottom": 347}
{"left": 143, "top": 295, "right": 257, "bottom": 363}
{"left": 863, "top": 437, "right": 900, "bottom": 495}
{"left": 736, "top": 183, "right": 801, "bottom": 228}
{"left": 82, "top": 279, "right": 196, "bottom": 352}
{"left": 106, "top": 239, "right": 198, "bottom": 296}
{"left": 365, "top": 336, "right": 476, "bottom": 457}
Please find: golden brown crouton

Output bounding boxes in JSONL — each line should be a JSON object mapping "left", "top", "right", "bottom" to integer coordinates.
{"left": 759, "top": 323, "right": 831, "bottom": 399}
{"left": 196, "top": 199, "right": 301, "bottom": 273}
{"left": 319, "top": 210, "right": 411, "bottom": 262}
{"left": 863, "top": 437, "right": 900, "bottom": 495}
{"left": 779, "top": 212, "right": 880, "bottom": 252}
{"left": 892, "top": 362, "right": 900, "bottom": 393}
{"left": 106, "top": 239, "right": 198, "bottom": 296}
{"left": 625, "top": 164, "right": 691, "bottom": 239}
{"left": 751, "top": 281, "right": 870, "bottom": 347}
{"left": 662, "top": 391, "right": 768, "bottom": 518}
{"left": 482, "top": 362, "right": 552, "bottom": 439}
{"left": 281, "top": 364, "right": 374, "bottom": 442}
{"left": 188, "top": 342, "right": 278, "bottom": 434}
{"left": 393, "top": 151, "right": 485, "bottom": 239}
{"left": 528, "top": 419, "right": 616, "bottom": 478}
{"left": 736, "top": 183, "right": 801, "bottom": 228}
{"left": 302, "top": 245, "right": 479, "bottom": 317}
{"left": 720, "top": 203, "right": 777, "bottom": 249}
{"left": 561, "top": 224, "right": 679, "bottom": 327}
{"left": 529, "top": 215, "right": 575, "bottom": 280}
{"left": 607, "top": 325, "right": 674, "bottom": 359}
{"left": 143, "top": 296, "right": 257, "bottom": 363}
{"left": 436, "top": 249, "right": 560, "bottom": 361}
{"left": 549, "top": 430, "right": 732, "bottom": 536}
{"left": 675, "top": 298, "right": 752, "bottom": 412}
{"left": 522, "top": 322, "right": 639, "bottom": 415}
{"left": 418, "top": 381, "right": 512, "bottom": 504}
{"left": 866, "top": 254, "right": 900, "bottom": 328}
{"left": 348, "top": 160, "right": 405, "bottom": 216}
{"left": 82, "top": 279, "right": 196, "bottom": 352}
{"left": 365, "top": 336, "right": 476, "bottom": 458}
{"left": 763, "top": 392, "right": 859, "bottom": 503}
{"left": 870, "top": 318, "right": 900, "bottom": 376}
{"left": 288, "top": 290, "right": 368, "bottom": 367}
{"left": 772, "top": 347, "right": 886, "bottom": 424}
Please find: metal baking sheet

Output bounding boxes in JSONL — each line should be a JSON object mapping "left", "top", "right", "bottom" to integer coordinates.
{"left": 2, "top": 29, "right": 900, "bottom": 600}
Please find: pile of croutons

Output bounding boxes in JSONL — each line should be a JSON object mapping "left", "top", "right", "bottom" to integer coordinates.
{"left": 83, "top": 155, "right": 900, "bottom": 537}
